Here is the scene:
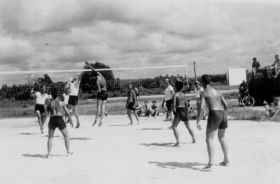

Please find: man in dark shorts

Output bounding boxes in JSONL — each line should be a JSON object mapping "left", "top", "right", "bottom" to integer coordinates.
{"left": 172, "top": 80, "right": 195, "bottom": 146}
{"left": 84, "top": 61, "right": 108, "bottom": 127}
{"left": 162, "top": 78, "right": 175, "bottom": 122}
{"left": 126, "top": 83, "right": 139, "bottom": 125}
{"left": 31, "top": 85, "right": 51, "bottom": 134}
{"left": 197, "top": 75, "right": 229, "bottom": 169}
{"left": 65, "top": 75, "right": 81, "bottom": 128}
{"left": 46, "top": 87, "right": 73, "bottom": 158}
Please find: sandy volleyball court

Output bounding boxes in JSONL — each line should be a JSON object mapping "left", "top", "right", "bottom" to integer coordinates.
{"left": 0, "top": 115, "right": 279, "bottom": 184}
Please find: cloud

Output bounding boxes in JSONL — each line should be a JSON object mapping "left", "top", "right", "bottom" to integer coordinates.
{"left": 0, "top": 0, "right": 280, "bottom": 82}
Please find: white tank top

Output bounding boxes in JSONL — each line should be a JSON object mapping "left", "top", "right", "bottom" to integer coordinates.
{"left": 63, "top": 93, "right": 69, "bottom": 104}
{"left": 69, "top": 82, "right": 79, "bottom": 96}
{"left": 35, "top": 92, "right": 50, "bottom": 105}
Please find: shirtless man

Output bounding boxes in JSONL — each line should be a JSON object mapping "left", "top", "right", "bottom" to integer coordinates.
{"left": 126, "top": 83, "right": 139, "bottom": 125}
{"left": 46, "top": 87, "right": 73, "bottom": 158}
{"left": 172, "top": 80, "right": 195, "bottom": 146}
{"left": 197, "top": 75, "right": 229, "bottom": 169}
{"left": 85, "top": 62, "right": 108, "bottom": 127}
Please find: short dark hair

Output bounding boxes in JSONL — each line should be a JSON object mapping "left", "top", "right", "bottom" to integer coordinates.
{"left": 175, "top": 80, "right": 184, "bottom": 91}
{"left": 51, "top": 87, "right": 59, "bottom": 99}
{"left": 201, "top": 74, "right": 211, "bottom": 85}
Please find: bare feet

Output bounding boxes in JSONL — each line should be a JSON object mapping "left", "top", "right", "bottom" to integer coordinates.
{"left": 76, "top": 123, "right": 80, "bottom": 129}
{"left": 98, "top": 122, "right": 102, "bottom": 127}
{"left": 172, "top": 143, "right": 180, "bottom": 147}
{"left": 66, "top": 152, "right": 74, "bottom": 157}
{"left": 219, "top": 161, "right": 229, "bottom": 166}
{"left": 203, "top": 164, "right": 213, "bottom": 170}
{"left": 92, "top": 120, "right": 97, "bottom": 127}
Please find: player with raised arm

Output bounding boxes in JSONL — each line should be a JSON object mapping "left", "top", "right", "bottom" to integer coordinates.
{"left": 65, "top": 75, "right": 82, "bottom": 128}
{"left": 197, "top": 75, "right": 229, "bottom": 170}
{"left": 85, "top": 61, "right": 108, "bottom": 127}
{"left": 46, "top": 87, "right": 73, "bottom": 158}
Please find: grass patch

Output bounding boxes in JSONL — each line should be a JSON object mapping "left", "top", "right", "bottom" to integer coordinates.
{"left": 228, "top": 107, "right": 265, "bottom": 121}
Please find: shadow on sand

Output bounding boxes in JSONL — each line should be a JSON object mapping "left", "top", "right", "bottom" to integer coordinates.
{"left": 22, "top": 153, "right": 66, "bottom": 158}
{"left": 139, "top": 128, "right": 165, "bottom": 131}
{"left": 149, "top": 161, "right": 207, "bottom": 171}
{"left": 22, "top": 154, "right": 47, "bottom": 158}
{"left": 19, "top": 132, "right": 36, "bottom": 135}
{"left": 140, "top": 143, "right": 175, "bottom": 147}
{"left": 107, "top": 124, "right": 130, "bottom": 127}
{"left": 69, "top": 137, "right": 92, "bottom": 141}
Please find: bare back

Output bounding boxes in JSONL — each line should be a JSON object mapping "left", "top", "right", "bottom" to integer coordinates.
{"left": 175, "top": 92, "right": 188, "bottom": 108}
{"left": 48, "top": 99, "right": 65, "bottom": 116}
{"left": 97, "top": 74, "right": 107, "bottom": 91}
{"left": 203, "top": 86, "right": 227, "bottom": 111}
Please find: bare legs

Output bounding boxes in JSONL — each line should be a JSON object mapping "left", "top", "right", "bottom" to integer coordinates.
{"left": 47, "top": 128, "right": 72, "bottom": 158}
{"left": 93, "top": 100, "right": 107, "bottom": 127}
{"left": 47, "top": 129, "right": 55, "bottom": 157}
{"left": 35, "top": 111, "right": 47, "bottom": 134}
{"left": 205, "top": 128, "right": 216, "bottom": 168}
{"left": 218, "top": 129, "right": 229, "bottom": 165}
{"left": 205, "top": 128, "right": 229, "bottom": 169}
{"left": 172, "top": 118, "right": 195, "bottom": 146}
{"left": 127, "top": 109, "right": 139, "bottom": 125}
{"left": 68, "top": 105, "right": 80, "bottom": 128}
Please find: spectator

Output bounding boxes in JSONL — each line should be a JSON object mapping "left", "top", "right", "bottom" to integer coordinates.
{"left": 271, "top": 54, "right": 280, "bottom": 78}
{"left": 252, "top": 57, "right": 260, "bottom": 78}
{"left": 151, "top": 101, "right": 159, "bottom": 117}
{"left": 144, "top": 101, "right": 152, "bottom": 117}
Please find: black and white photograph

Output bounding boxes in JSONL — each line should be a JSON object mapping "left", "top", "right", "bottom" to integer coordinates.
{"left": 0, "top": 0, "right": 279, "bottom": 183}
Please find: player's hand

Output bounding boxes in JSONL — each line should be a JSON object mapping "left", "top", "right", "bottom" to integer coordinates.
{"left": 69, "top": 120, "right": 74, "bottom": 128}
{"left": 197, "top": 122, "right": 202, "bottom": 130}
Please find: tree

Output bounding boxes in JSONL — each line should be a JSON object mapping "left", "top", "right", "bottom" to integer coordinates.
{"left": 80, "top": 61, "right": 115, "bottom": 94}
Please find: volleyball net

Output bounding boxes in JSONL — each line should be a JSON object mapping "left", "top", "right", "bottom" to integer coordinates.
{"left": 0, "top": 63, "right": 189, "bottom": 118}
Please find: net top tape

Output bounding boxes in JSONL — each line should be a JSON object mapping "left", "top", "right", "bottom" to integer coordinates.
{"left": 0, "top": 64, "right": 188, "bottom": 75}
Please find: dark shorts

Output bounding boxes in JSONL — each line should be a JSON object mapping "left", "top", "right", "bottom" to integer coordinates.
{"left": 207, "top": 110, "right": 228, "bottom": 130}
{"left": 174, "top": 107, "right": 189, "bottom": 122}
{"left": 68, "top": 95, "right": 78, "bottom": 106}
{"left": 127, "top": 102, "right": 136, "bottom": 110}
{"left": 48, "top": 116, "right": 66, "bottom": 130}
{"left": 166, "top": 99, "right": 173, "bottom": 111}
{"left": 97, "top": 90, "right": 108, "bottom": 101}
{"left": 34, "top": 104, "right": 45, "bottom": 114}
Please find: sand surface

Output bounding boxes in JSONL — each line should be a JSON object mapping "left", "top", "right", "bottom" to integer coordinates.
{"left": 0, "top": 115, "right": 279, "bottom": 184}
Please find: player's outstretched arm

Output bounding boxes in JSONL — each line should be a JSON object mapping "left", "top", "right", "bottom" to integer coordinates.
{"left": 63, "top": 103, "right": 73, "bottom": 127}
{"left": 221, "top": 96, "right": 228, "bottom": 111}
{"left": 196, "top": 92, "right": 204, "bottom": 130}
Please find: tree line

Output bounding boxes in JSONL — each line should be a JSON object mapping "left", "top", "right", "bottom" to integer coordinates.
{"left": 0, "top": 62, "right": 227, "bottom": 101}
